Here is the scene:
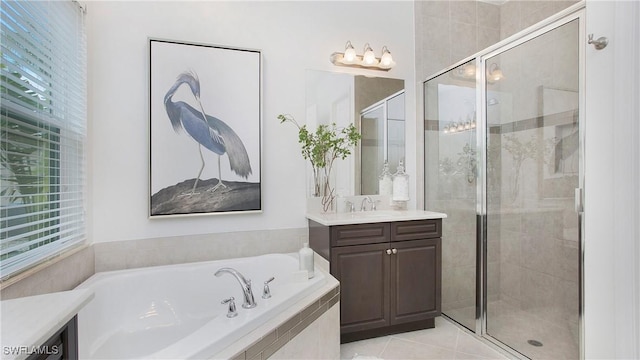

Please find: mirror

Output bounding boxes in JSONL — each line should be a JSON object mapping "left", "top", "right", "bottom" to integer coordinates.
{"left": 305, "top": 70, "right": 405, "bottom": 196}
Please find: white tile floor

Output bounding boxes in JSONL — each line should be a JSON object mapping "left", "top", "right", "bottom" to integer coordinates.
{"left": 340, "top": 317, "right": 510, "bottom": 360}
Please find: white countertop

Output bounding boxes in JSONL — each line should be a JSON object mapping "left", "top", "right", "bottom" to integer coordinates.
{"left": 306, "top": 209, "right": 447, "bottom": 226}
{"left": 1, "top": 289, "right": 94, "bottom": 360}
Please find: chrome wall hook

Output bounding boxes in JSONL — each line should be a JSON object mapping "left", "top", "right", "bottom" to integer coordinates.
{"left": 588, "top": 34, "right": 608, "bottom": 50}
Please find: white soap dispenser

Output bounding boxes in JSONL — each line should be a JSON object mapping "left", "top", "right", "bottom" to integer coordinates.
{"left": 299, "top": 242, "right": 314, "bottom": 279}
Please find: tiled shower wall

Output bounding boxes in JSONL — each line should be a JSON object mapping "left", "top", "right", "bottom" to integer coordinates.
{"left": 415, "top": 0, "right": 579, "bottom": 80}
{"left": 415, "top": 0, "right": 501, "bottom": 81}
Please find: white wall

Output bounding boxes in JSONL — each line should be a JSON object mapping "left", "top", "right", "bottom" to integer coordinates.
{"left": 585, "top": 0, "right": 640, "bottom": 358}
{"left": 86, "top": 1, "right": 415, "bottom": 243}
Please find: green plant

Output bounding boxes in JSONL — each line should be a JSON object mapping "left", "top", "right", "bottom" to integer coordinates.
{"left": 278, "top": 114, "right": 361, "bottom": 211}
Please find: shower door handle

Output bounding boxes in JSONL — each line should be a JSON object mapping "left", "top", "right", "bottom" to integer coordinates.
{"left": 575, "top": 188, "right": 583, "bottom": 213}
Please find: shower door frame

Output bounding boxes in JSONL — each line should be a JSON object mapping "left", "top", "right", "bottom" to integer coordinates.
{"left": 477, "top": 8, "right": 586, "bottom": 359}
{"left": 422, "top": 3, "right": 586, "bottom": 359}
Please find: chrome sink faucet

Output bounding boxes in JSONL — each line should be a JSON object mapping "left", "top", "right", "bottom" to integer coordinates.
{"left": 361, "top": 196, "right": 373, "bottom": 211}
{"left": 214, "top": 267, "right": 257, "bottom": 309}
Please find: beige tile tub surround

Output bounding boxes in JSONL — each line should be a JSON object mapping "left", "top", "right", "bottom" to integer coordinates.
{"left": 231, "top": 287, "right": 340, "bottom": 360}
{"left": 0, "top": 245, "right": 95, "bottom": 301}
{"left": 93, "top": 227, "right": 307, "bottom": 272}
{"left": 0, "top": 227, "right": 307, "bottom": 300}
{"left": 216, "top": 253, "right": 340, "bottom": 360}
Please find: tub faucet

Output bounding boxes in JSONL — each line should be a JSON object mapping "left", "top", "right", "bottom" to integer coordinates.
{"left": 214, "top": 267, "right": 257, "bottom": 309}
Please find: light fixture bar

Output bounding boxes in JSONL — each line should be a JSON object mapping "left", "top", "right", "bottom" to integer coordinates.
{"left": 330, "top": 41, "right": 396, "bottom": 71}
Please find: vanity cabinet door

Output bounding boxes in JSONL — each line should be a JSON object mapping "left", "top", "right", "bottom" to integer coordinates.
{"left": 389, "top": 238, "right": 441, "bottom": 325}
{"left": 331, "top": 242, "right": 391, "bottom": 334}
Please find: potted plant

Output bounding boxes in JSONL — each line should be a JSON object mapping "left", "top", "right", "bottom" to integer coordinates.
{"left": 278, "top": 114, "right": 361, "bottom": 212}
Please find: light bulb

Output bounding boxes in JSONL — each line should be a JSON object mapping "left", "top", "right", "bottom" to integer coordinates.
{"left": 488, "top": 63, "right": 504, "bottom": 82}
{"left": 491, "top": 69, "right": 503, "bottom": 82}
{"left": 464, "top": 64, "right": 476, "bottom": 77}
{"left": 380, "top": 46, "right": 394, "bottom": 68}
{"left": 362, "top": 43, "right": 378, "bottom": 66}
{"left": 343, "top": 41, "right": 357, "bottom": 64}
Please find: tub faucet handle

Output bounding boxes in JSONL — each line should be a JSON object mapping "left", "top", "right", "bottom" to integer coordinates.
{"left": 221, "top": 297, "right": 238, "bottom": 318}
{"left": 215, "top": 267, "right": 257, "bottom": 309}
{"left": 262, "top": 277, "right": 275, "bottom": 299}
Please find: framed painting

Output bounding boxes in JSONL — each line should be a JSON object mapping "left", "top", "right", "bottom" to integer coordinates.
{"left": 149, "top": 38, "right": 261, "bottom": 217}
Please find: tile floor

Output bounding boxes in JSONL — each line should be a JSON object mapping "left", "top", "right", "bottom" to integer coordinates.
{"left": 446, "top": 301, "right": 579, "bottom": 359}
{"left": 340, "top": 317, "right": 510, "bottom": 360}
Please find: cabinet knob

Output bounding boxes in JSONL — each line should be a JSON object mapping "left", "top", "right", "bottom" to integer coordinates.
{"left": 392, "top": 248, "right": 398, "bottom": 254}
{"left": 386, "top": 249, "right": 392, "bottom": 255}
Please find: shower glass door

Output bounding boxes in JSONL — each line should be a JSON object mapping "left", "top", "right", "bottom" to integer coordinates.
{"left": 483, "top": 18, "right": 580, "bottom": 359}
{"left": 424, "top": 11, "right": 583, "bottom": 360}
{"left": 424, "top": 60, "right": 478, "bottom": 332}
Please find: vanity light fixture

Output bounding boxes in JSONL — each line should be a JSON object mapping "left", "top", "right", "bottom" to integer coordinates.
{"left": 330, "top": 41, "right": 396, "bottom": 71}
{"left": 442, "top": 118, "right": 477, "bottom": 134}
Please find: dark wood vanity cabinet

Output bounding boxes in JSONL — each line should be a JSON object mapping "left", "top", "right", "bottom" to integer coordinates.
{"left": 27, "top": 316, "right": 78, "bottom": 360}
{"left": 309, "top": 219, "right": 442, "bottom": 343}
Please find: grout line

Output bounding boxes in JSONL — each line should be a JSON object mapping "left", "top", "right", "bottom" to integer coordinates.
{"left": 454, "top": 327, "right": 462, "bottom": 353}
{"left": 377, "top": 336, "right": 392, "bottom": 358}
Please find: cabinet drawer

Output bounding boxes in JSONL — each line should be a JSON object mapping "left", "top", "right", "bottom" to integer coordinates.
{"left": 391, "top": 219, "right": 441, "bottom": 241}
{"left": 331, "top": 223, "right": 390, "bottom": 247}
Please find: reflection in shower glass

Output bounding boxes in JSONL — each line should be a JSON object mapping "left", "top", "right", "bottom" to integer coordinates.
{"left": 424, "top": 60, "right": 478, "bottom": 332}
{"left": 485, "top": 19, "right": 580, "bottom": 359}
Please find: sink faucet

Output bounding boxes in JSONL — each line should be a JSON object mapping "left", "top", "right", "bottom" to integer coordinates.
{"left": 361, "top": 196, "right": 373, "bottom": 211}
{"left": 214, "top": 267, "right": 257, "bottom": 309}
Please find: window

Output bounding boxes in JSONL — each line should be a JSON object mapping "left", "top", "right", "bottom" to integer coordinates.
{"left": 1, "top": 0, "right": 87, "bottom": 279}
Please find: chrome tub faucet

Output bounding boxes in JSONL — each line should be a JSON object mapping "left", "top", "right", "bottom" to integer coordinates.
{"left": 214, "top": 267, "right": 257, "bottom": 309}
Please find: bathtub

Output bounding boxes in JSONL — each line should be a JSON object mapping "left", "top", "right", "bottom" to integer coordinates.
{"left": 75, "top": 253, "right": 326, "bottom": 359}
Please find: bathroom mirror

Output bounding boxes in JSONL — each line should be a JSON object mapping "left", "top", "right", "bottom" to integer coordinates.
{"left": 305, "top": 70, "right": 405, "bottom": 196}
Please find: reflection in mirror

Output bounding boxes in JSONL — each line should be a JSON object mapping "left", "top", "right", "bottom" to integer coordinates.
{"left": 305, "top": 70, "right": 404, "bottom": 196}
{"left": 360, "top": 90, "right": 405, "bottom": 195}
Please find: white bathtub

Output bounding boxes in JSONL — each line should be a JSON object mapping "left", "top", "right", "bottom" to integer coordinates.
{"left": 75, "top": 253, "right": 326, "bottom": 359}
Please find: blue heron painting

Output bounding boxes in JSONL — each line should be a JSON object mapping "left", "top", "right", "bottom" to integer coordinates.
{"left": 163, "top": 70, "right": 252, "bottom": 196}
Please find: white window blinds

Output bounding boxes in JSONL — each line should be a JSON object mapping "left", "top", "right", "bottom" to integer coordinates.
{"left": 1, "top": 0, "right": 87, "bottom": 279}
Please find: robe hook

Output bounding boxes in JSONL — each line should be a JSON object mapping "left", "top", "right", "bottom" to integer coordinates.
{"left": 588, "top": 34, "right": 608, "bottom": 50}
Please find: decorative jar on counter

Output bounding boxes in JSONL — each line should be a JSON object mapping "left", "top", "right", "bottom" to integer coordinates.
{"left": 392, "top": 160, "right": 409, "bottom": 202}
{"left": 378, "top": 161, "right": 393, "bottom": 196}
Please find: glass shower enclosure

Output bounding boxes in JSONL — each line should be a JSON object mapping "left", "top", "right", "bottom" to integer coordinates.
{"left": 424, "top": 10, "right": 583, "bottom": 360}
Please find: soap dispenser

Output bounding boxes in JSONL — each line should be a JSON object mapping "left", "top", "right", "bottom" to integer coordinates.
{"left": 299, "top": 242, "right": 314, "bottom": 279}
